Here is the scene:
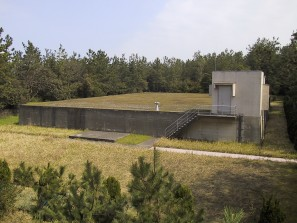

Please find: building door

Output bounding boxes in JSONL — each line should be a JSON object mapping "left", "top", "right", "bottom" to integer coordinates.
{"left": 217, "top": 85, "right": 232, "bottom": 114}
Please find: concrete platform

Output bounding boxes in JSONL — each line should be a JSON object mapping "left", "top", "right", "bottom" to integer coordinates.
{"left": 69, "top": 131, "right": 129, "bottom": 142}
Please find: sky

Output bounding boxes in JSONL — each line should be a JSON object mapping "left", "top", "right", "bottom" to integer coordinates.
{"left": 1, "top": 0, "right": 296, "bottom": 61}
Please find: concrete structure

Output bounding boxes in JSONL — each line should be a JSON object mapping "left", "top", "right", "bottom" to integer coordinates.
{"left": 211, "top": 71, "right": 269, "bottom": 142}
{"left": 19, "top": 71, "right": 269, "bottom": 143}
{"left": 19, "top": 106, "right": 183, "bottom": 137}
{"left": 166, "top": 71, "right": 269, "bottom": 143}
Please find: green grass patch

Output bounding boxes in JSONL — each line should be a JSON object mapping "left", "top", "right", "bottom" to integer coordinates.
{"left": 0, "top": 115, "right": 19, "bottom": 125}
{"left": 28, "top": 92, "right": 211, "bottom": 112}
{"left": 116, "top": 134, "right": 151, "bottom": 145}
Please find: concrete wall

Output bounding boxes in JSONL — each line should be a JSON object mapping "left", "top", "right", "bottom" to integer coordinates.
{"left": 212, "top": 71, "right": 264, "bottom": 117}
{"left": 180, "top": 116, "right": 238, "bottom": 141}
{"left": 179, "top": 115, "right": 261, "bottom": 143}
{"left": 241, "top": 116, "right": 261, "bottom": 143}
{"left": 19, "top": 105, "right": 262, "bottom": 143}
{"left": 19, "top": 105, "right": 182, "bottom": 137}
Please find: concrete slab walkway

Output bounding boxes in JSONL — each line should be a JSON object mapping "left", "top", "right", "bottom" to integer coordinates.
{"left": 69, "top": 131, "right": 129, "bottom": 142}
{"left": 137, "top": 138, "right": 158, "bottom": 148}
{"left": 154, "top": 147, "right": 297, "bottom": 164}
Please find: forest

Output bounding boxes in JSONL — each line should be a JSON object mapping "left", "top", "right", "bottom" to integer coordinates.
{"left": 0, "top": 27, "right": 297, "bottom": 146}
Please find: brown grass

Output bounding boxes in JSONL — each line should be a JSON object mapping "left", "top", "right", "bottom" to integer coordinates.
{"left": 1, "top": 125, "right": 297, "bottom": 222}
{"left": 28, "top": 92, "right": 211, "bottom": 112}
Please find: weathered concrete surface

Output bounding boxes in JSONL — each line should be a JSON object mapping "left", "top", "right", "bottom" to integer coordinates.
{"left": 19, "top": 105, "right": 183, "bottom": 137}
{"left": 19, "top": 104, "right": 262, "bottom": 143}
{"left": 212, "top": 71, "right": 267, "bottom": 117}
{"left": 211, "top": 71, "right": 270, "bottom": 143}
{"left": 241, "top": 116, "right": 261, "bottom": 143}
{"left": 180, "top": 116, "right": 238, "bottom": 141}
{"left": 69, "top": 131, "right": 129, "bottom": 142}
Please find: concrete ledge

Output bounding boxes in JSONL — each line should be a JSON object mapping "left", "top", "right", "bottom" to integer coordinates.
{"left": 69, "top": 131, "right": 129, "bottom": 142}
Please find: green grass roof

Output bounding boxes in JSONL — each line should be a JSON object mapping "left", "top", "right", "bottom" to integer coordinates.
{"left": 28, "top": 93, "right": 211, "bottom": 112}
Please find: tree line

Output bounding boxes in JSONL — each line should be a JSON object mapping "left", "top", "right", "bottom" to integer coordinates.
{"left": 0, "top": 27, "right": 296, "bottom": 109}
{"left": 282, "top": 33, "right": 297, "bottom": 149}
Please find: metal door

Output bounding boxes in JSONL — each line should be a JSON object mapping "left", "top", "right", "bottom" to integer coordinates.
{"left": 218, "top": 85, "right": 232, "bottom": 114}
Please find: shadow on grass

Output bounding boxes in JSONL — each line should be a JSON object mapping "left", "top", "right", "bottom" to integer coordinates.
{"left": 190, "top": 161, "right": 297, "bottom": 223}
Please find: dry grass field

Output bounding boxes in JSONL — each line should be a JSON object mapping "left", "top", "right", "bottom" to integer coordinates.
{"left": 1, "top": 115, "right": 297, "bottom": 222}
{"left": 28, "top": 92, "right": 211, "bottom": 111}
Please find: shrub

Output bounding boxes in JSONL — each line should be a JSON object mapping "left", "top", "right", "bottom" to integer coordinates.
{"left": 128, "top": 150, "right": 204, "bottom": 222}
{"left": 13, "top": 162, "right": 35, "bottom": 187}
{"left": 284, "top": 96, "right": 297, "bottom": 149}
{"left": 223, "top": 206, "right": 244, "bottom": 223}
{"left": 33, "top": 163, "right": 66, "bottom": 221}
{"left": 0, "top": 160, "right": 17, "bottom": 219}
{"left": 258, "top": 194, "right": 286, "bottom": 223}
{"left": 104, "top": 176, "right": 121, "bottom": 199}
{"left": 30, "top": 161, "right": 129, "bottom": 223}
{"left": 0, "top": 160, "right": 11, "bottom": 183}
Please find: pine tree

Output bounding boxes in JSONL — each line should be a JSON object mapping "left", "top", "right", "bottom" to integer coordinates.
{"left": 33, "top": 163, "right": 66, "bottom": 221}
{"left": 0, "top": 160, "right": 18, "bottom": 219}
{"left": 128, "top": 149, "right": 204, "bottom": 223}
{"left": 13, "top": 162, "right": 35, "bottom": 187}
{"left": 258, "top": 194, "right": 286, "bottom": 223}
{"left": 59, "top": 161, "right": 128, "bottom": 223}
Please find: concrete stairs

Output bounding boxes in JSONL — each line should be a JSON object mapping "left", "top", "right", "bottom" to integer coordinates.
{"left": 165, "top": 109, "right": 199, "bottom": 138}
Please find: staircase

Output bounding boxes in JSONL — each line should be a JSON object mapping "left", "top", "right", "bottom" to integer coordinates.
{"left": 165, "top": 108, "right": 200, "bottom": 138}
{"left": 165, "top": 105, "right": 237, "bottom": 138}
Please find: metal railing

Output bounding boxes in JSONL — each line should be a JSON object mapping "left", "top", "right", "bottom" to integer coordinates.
{"left": 165, "top": 105, "right": 237, "bottom": 138}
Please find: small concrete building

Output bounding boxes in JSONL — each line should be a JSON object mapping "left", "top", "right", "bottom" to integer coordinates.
{"left": 175, "top": 71, "right": 269, "bottom": 143}
{"left": 211, "top": 71, "right": 269, "bottom": 142}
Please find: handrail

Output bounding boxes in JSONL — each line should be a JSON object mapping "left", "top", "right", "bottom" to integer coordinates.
{"left": 165, "top": 105, "right": 237, "bottom": 138}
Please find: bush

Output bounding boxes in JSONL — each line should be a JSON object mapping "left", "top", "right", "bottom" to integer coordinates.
{"left": 284, "top": 96, "right": 297, "bottom": 149}
{"left": 33, "top": 163, "right": 66, "bottom": 221}
{"left": 0, "top": 160, "right": 11, "bottom": 183}
{"left": 30, "top": 161, "right": 129, "bottom": 223}
{"left": 258, "top": 194, "right": 286, "bottom": 223}
{"left": 104, "top": 176, "right": 121, "bottom": 199}
{"left": 13, "top": 162, "right": 35, "bottom": 187}
{"left": 0, "top": 160, "right": 17, "bottom": 219}
{"left": 128, "top": 153, "right": 204, "bottom": 222}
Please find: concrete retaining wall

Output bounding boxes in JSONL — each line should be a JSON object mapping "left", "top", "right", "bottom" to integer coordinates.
{"left": 19, "top": 105, "right": 262, "bottom": 142}
{"left": 19, "top": 105, "right": 183, "bottom": 137}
